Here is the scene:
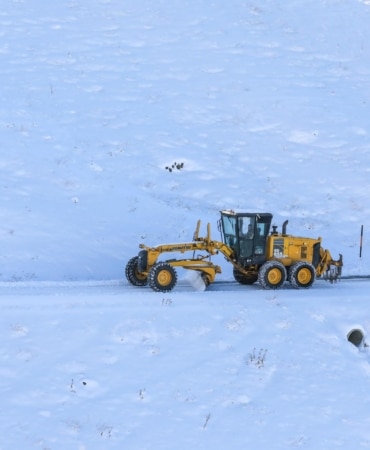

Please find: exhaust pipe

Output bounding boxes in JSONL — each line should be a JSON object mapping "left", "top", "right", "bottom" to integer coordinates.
{"left": 282, "top": 220, "right": 288, "bottom": 235}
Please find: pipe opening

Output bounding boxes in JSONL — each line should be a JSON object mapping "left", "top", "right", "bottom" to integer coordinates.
{"left": 347, "top": 328, "right": 364, "bottom": 348}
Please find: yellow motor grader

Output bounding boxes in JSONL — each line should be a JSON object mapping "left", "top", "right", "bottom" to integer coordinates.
{"left": 125, "top": 210, "right": 343, "bottom": 292}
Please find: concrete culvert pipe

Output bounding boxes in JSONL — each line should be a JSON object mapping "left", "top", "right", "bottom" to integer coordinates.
{"left": 347, "top": 328, "right": 365, "bottom": 348}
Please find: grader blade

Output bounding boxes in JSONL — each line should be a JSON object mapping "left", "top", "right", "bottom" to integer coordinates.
{"left": 324, "top": 254, "right": 343, "bottom": 283}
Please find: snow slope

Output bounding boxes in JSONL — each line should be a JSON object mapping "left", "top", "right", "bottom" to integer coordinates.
{"left": 1, "top": 0, "right": 370, "bottom": 281}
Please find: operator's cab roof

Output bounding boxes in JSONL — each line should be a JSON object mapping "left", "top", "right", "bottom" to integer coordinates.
{"left": 220, "top": 210, "right": 273, "bottom": 219}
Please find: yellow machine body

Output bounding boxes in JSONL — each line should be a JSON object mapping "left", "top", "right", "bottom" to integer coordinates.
{"left": 125, "top": 211, "right": 343, "bottom": 292}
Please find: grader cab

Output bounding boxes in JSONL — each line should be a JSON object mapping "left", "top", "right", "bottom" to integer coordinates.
{"left": 125, "top": 210, "right": 343, "bottom": 292}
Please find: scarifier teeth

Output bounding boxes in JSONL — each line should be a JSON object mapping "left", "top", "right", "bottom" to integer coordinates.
{"left": 325, "top": 266, "right": 341, "bottom": 283}
{"left": 324, "top": 254, "right": 343, "bottom": 283}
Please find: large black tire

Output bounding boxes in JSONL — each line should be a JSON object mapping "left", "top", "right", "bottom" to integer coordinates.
{"left": 288, "top": 261, "right": 316, "bottom": 289}
{"left": 148, "top": 262, "right": 178, "bottom": 293}
{"left": 125, "top": 256, "right": 148, "bottom": 286}
{"left": 258, "top": 260, "right": 287, "bottom": 289}
{"left": 137, "top": 249, "right": 148, "bottom": 272}
{"left": 233, "top": 267, "right": 258, "bottom": 285}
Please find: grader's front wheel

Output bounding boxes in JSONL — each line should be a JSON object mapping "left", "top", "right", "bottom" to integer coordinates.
{"left": 148, "top": 262, "right": 178, "bottom": 292}
{"left": 125, "top": 256, "right": 148, "bottom": 286}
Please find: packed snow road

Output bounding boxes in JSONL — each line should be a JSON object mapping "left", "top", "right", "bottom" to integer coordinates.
{"left": 0, "top": 276, "right": 368, "bottom": 299}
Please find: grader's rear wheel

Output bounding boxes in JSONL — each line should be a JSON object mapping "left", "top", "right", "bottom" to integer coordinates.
{"left": 288, "top": 262, "right": 316, "bottom": 289}
{"left": 125, "top": 256, "right": 148, "bottom": 286}
{"left": 233, "top": 267, "right": 258, "bottom": 285}
{"left": 258, "top": 261, "right": 287, "bottom": 289}
{"left": 148, "top": 262, "right": 178, "bottom": 292}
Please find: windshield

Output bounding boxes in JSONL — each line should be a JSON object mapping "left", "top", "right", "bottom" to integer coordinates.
{"left": 221, "top": 215, "right": 237, "bottom": 249}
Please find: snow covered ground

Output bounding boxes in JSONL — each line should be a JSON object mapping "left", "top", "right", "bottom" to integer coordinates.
{"left": 1, "top": 279, "right": 370, "bottom": 449}
{"left": 2, "top": 0, "right": 370, "bottom": 448}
